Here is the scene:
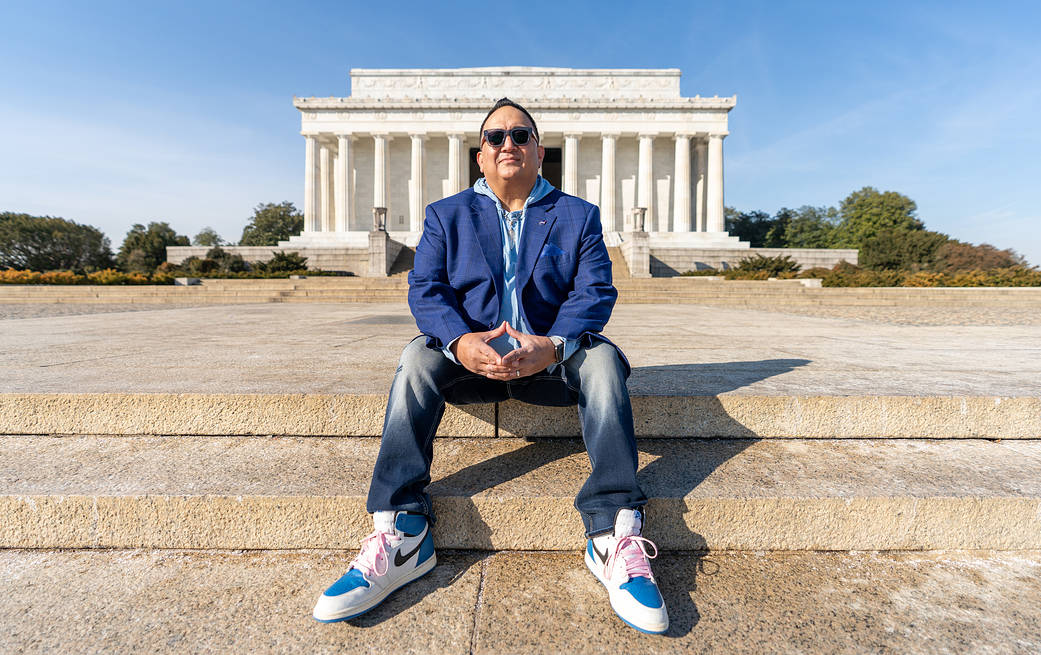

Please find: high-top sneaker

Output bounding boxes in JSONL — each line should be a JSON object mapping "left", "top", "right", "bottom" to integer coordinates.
{"left": 313, "top": 510, "right": 436, "bottom": 622}
{"left": 584, "top": 508, "right": 668, "bottom": 634}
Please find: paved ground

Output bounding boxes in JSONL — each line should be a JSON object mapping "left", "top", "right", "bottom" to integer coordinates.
{"left": 3, "top": 549, "right": 1039, "bottom": 654}
{"left": 3, "top": 302, "right": 1040, "bottom": 396}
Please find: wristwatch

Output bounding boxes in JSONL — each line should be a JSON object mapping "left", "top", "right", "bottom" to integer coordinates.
{"left": 551, "top": 337, "right": 565, "bottom": 364}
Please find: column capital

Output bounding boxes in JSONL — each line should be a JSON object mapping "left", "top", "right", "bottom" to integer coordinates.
{"left": 446, "top": 132, "right": 465, "bottom": 139}
{"left": 708, "top": 132, "right": 729, "bottom": 139}
{"left": 638, "top": 133, "right": 658, "bottom": 140}
{"left": 371, "top": 133, "right": 393, "bottom": 141}
{"left": 564, "top": 133, "right": 581, "bottom": 140}
{"left": 335, "top": 133, "right": 355, "bottom": 141}
{"left": 600, "top": 132, "right": 620, "bottom": 140}
{"left": 409, "top": 133, "right": 429, "bottom": 141}
{"left": 674, "top": 132, "right": 695, "bottom": 141}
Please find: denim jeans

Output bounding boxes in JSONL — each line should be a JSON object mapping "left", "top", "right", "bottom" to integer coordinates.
{"left": 366, "top": 335, "right": 647, "bottom": 536}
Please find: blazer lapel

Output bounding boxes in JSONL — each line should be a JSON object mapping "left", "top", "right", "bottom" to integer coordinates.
{"left": 469, "top": 194, "right": 504, "bottom": 298}
{"left": 517, "top": 195, "right": 557, "bottom": 291}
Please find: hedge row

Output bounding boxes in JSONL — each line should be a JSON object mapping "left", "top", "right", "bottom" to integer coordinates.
{"left": 0, "top": 268, "right": 346, "bottom": 285}
{"left": 683, "top": 265, "right": 1041, "bottom": 286}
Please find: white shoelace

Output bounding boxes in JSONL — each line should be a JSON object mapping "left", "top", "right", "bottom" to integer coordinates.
{"left": 605, "top": 534, "right": 659, "bottom": 582}
{"left": 349, "top": 530, "right": 399, "bottom": 578}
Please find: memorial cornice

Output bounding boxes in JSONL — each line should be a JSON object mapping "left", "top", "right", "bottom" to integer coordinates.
{"left": 293, "top": 97, "right": 737, "bottom": 111}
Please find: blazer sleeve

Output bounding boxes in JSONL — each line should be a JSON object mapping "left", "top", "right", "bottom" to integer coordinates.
{"left": 545, "top": 202, "right": 617, "bottom": 338}
{"left": 407, "top": 204, "right": 473, "bottom": 348}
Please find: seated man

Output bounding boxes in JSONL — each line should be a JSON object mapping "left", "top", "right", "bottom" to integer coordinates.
{"left": 313, "top": 98, "right": 668, "bottom": 634}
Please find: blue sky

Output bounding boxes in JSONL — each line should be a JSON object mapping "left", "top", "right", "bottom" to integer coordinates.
{"left": 2, "top": 0, "right": 1039, "bottom": 265}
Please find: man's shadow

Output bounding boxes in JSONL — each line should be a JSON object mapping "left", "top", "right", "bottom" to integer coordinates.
{"left": 346, "top": 358, "right": 810, "bottom": 635}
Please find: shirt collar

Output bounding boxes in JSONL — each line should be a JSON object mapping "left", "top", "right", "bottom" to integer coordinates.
{"left": 474, "top": 176, "right": 554, "bottom": 216}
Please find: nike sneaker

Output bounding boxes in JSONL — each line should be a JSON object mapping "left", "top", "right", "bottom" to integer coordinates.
{"left": 584, "top": 508, "right": 669, "bottom": 634}
{"left": 312, "top": 510, "right": 436, "bottom": 622}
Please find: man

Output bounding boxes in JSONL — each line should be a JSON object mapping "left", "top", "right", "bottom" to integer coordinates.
{"left": 313, "top": 98, "right": 668, "bottom": 634}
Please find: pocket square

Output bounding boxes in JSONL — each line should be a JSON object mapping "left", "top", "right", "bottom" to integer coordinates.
{"left": 539, "top": 242, "right": 567, "bottom": 258}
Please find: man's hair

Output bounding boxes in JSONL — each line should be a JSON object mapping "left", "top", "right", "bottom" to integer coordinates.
{"left": 479, "top": 97, "right": 540, "bottom": 143}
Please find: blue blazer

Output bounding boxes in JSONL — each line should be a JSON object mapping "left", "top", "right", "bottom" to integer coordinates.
{"left": 408, "top": 187, "right": 627, "bottom": 372}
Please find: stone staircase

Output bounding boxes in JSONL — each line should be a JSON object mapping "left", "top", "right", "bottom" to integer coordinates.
{"left": 2, "top": 300, "right": 1040, "bottom": 652}
{"left": 4, "top": 276, "right": 1041, "bottom": 307}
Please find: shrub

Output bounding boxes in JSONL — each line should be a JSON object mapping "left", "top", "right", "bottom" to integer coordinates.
{"left": 732, "top": 254, "right": 801, "bottom": 275}
{"left": 0, "top": 270, "right": 41, "bottom": 284}
{"left": 902, "top": 271, "right": 948, "bottom": 287}
{"left": 260, "top": 251, "right": 309, "bottom": 273}
{"left": 87, "top": 269, "right": 150, "bottom": 285}
{"left": 821, "top": 262, "right": 905, "bottom": 287}
{"left": 722, "top": 269, "right": 771, "bottom": 280}
{"left": 798, "top": 267, "right": 833, "bottom": 279}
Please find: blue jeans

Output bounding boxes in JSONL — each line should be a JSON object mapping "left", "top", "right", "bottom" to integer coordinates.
{"left": 366, "top": 335, "right": 647, "bottom": 536}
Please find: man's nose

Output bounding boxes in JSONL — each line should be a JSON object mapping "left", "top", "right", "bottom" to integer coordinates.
{"left": 500, "top": 134, "right": 519, "bottom": 150}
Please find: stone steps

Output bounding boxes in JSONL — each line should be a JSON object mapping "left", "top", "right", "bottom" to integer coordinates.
{"left": 5, "top": 435, "right": 1041, "bottom": 551}
{"left": 4, "top": 393, "right": 1038, "bottom": 438}
{"left": 3, "top": 548, "right": 1038, "bottom": 653}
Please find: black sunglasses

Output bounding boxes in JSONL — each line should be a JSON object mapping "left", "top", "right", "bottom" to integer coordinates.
{"left": 482, "top": 127, "right": 537, "bottom": 147}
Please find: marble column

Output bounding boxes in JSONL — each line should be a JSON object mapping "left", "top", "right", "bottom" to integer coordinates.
{"left": 335, "top": 134, "right": 354, "bottom": 233}
{"left": 303, "top": 135, "right": 319, "bottom": 233}
{"left": 373, "top": 134, "right": 390, "bottom": 211}
{"left": 563, "top": 134, "right": 579, "bottom": 196}
{"left": 319, "top": 142, "right": 332, "bottom": 233}
{"left": 707, "top": 133, "right": 726, "bottom": 233}
{"left": 447, "top": 133, "right": 464, "bottom": 195}
{"left": 638, "top": 135, "right": 655, "bottom": 231}
{"left": 695, "top": 138, "right": 708, "bottom": 232}
{"left": 673, "top": 134, "right": 692, "bottom": 233}
{"left": 409, "top": 134, "right": 426, "bottom": 232}
{"left": 600, "top": 134, "right": 617, "bottom": 232}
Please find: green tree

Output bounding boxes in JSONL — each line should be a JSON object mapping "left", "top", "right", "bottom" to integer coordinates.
{"left": 833, "top": 187, "right": 923, "bottom": 247}
{"left": 784, "top": 205, "right": 840, "bottom": 248}
{"left": 860, "top": 229, "right": 950, "bottom": 271}
{"left": 0, "top": 212, "right": 114, "bottom": 271}
{"left": 239, "top": 202, "right": 303, "bottom": 246}
{"left": 192, "top": 227, "right": 225, "bottom": 247}
{"left": 725, "top": 208, "right": 775, "bottom": 247}
{"left": 763, "top": 208, "right": 793, "bottom": 248}
{"left": 117, "top": 222, "right": 189, "bottom": 273}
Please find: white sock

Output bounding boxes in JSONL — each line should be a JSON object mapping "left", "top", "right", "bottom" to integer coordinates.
{"left": 373, "top": 510, "right": 397, "bottom": 535}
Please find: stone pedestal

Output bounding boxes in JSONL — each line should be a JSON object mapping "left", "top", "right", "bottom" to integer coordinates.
{"left": 620, "top": 230, "right": 651, "bottom": 279}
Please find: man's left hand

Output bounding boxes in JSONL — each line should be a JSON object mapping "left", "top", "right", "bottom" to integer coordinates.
{"left": 501, "top": 323, "right": 556, "bottom": 378}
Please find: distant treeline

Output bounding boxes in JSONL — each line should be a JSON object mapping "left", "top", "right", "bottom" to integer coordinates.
{"left": 1, "top": 188, "right": 1031, "bottom": 277}
{"left": 725, "top": 187, "right": 1027, "bottom": 273}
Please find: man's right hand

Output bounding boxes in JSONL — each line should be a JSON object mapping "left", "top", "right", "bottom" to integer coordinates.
{"left": 451, "top": 322, "right": 517, "bottom": 380}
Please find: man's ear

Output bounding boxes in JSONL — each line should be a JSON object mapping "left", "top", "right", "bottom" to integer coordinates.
{"left": 537, "top": 144, "right": 545, "bottom": 167}
{"left": 476, "top": 148, "right": 486, "bottom": 174}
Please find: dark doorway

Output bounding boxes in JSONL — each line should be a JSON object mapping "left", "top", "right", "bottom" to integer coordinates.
{"left": 468, "top": 147, "right": 563, "bottom": 189}
{"left": 541, "top": 148, "right": 562, "bottom": 189}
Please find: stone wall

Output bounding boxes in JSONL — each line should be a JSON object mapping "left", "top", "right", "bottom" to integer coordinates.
{"left": 649, "top": 248, "right": 859, "bottom": 276}
{"left": 165, "top": 246, "right": 368, "bottom": 274}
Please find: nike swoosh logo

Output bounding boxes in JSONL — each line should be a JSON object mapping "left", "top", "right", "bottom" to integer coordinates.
{"left": 394, "top": 532, "right": 426, "bottom": 567}
{"left": 592, "top": 541, "right": 609, "bottom": 565}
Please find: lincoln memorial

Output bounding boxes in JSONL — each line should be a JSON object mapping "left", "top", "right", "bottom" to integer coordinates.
{"left": 289, "top": 66, "right": 742, "bottom": 250}
{"left": 167, "top": 67, "right": 857, "bottom": 274}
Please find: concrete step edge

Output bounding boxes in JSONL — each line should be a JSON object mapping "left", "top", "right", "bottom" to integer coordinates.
{"left": 0, "top": 393, "right": 1038, "bottom": 438}
{"left": 4, "top": 435, "right": 1041, "bottom": 550}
